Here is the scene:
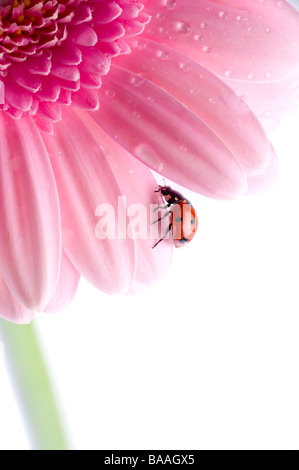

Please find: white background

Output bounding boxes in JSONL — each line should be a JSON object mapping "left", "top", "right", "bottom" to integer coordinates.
{"left": 1, "top": 106, "right": 299, "bottom": 450}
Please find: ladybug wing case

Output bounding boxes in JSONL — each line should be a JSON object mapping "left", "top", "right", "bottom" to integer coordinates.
{"left": 171, "top": 201, "right": 198, "bottom": 248}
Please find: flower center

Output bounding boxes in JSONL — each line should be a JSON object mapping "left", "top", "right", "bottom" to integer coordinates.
{"left": 0, "top": 0, "right": 150, "bottom": 127}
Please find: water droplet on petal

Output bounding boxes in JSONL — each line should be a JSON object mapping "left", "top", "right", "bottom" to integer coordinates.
{"left": 218, "top": 11, "right": 228, "bottom": 19}
{"left": 130, "top": 77, "right": 146, "bottom": 88}
{"left": 176, "top": 21, "right": 191, "bottom": 34}
{"left": 159, "top": 26, "right": 168, "bottom": 35}
{"left": 179, "top": 62, "right": 190, "bottom": 72}
{"left": 137, "top": 40, "right": 147, "bottom": 50}
{"left": 166, "top": 0, "right": 177, "bottom": 10}
{"left": 157, "top": 50, "right": 170, "bottom": 61}
{"left": 105, "top": 89, "right": 116, "bottom": 99}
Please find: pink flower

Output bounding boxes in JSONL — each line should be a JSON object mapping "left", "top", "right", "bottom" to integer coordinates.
{"left": 0, "top": 0, "right": 298, "bottom": 323}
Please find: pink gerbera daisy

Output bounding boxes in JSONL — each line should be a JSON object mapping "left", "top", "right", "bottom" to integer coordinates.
{"left": 0, "top": 0, "right": 298, "bottom": 324}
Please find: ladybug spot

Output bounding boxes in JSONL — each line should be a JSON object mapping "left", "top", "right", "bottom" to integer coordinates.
{"left": 191, "top": 218, "right": 196, "bottom": 225}
{"left": 179, "top": 237, "right": 188, "bottom": 244}
{"left": 175, "top": 216, "right": 183, "bottom": 222}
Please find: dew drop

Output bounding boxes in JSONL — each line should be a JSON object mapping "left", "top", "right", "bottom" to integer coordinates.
{"left": 137, "top": 40, "right": 147, "bottom": 50}
{"left": 158, "top": 163, "right": 164, "bottom": 172}
{"left": 133, "top": 110, "right": 141, "bottom": 119}
{"left": 208, "top": 98, "right": 216, "bottom": 104}
{"left": 236, "top": 15, "right": 242, "bottom": 21}
{"left": 179, "top": 62, "right": 190, "bottom": 72}
{"left": 202, "top": 45, "right": 212, "bottom": 53}
{"left": 156, "top": 12, "right": 164, "bottom": 20}
{"left": 158, "top": 26, "right": 168, "bottom": 35}
{"left": 166, "top": 0, "right": 177, "bottom": 10}
{"left": 179, "top": 144, "right": 187, "bottom": 152}
{"left": 157, "top": 49, "right": 170, "bottom": 61}
{"left": 130, "top": 76, "right": 146, "bottom": 88}
{"left": 176, "top": 21, "right": 191, "bottom": 34}
{"left": 265, "top": 71, "right": 272, "bottom": 80}
{"left": 218, "top": 11, "right": 228, "bottom": 19}
{"left": 200, "top": 22, "right": 208, "bottom": 29}
{"left": 193, "top": 34, "right": 203, "bottom": 41}
{"left": 224, "top": 70, "right": 234, "bottom": 78}
{"left": 105, "top": 89, "right": 116, "bottom": 99}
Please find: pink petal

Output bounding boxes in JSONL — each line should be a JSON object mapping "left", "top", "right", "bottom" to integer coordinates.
{"left": 72, "top": 87, "right": 100, "bottom": 110}
{"left": 0, "top": 113, "right": 61, "bottom": 310}
{"left": 9, "top": 64, "right": 42, "bottom": 92}
{"left": 246, "top": 145, "right": 279, "bottom": 195}
{"left": 69, "top": 24, "right": 98, "bottom": 47}
{"left": 0, "top": 274, "right": 34, "bottom": 325}
{"left": 222, "top": 75, "right": 299, "bottom": 133}
{"left": 42, "top": 108, "right": 136, "bottom": 294}
{"left": 27, "top": 51, "right": 52, "bottom": 76}
{"left": 213, "top": 0, "right": 299, "bottom": 44}
{"left": 77, "top": 111, "right": 173, "bottom": 288}
{"left": 92, "top": 2, "right": 122, "bottom": 24}
{"left": 44, "top": 251, "right": 80, "bottom": 313}
{"left": 37, "top": 101, "right": 62, "bottom": 121}
{"left": 4, "top": 80, "right": 32, "bottom": 111}
{"left": 115, "top": 37, "right": 272, "bottom": 176}
{"left": 92, "top": 66, "right": 247, "bottom": 199}
{"left": 143, "top": 0, "right": 299, "bottom": 82}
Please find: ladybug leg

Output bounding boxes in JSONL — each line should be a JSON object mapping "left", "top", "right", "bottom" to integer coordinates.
{"left": 152, "top": 223, "right": 172, "bottom": 249}
{"left": 151, "top": 211, "right": 170, "bottom": 224}
{"left": 153, "top": 203, "right": 170, "bottom": 212}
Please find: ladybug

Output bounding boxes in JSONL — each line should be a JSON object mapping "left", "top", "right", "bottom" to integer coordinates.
{"left": 152, "top": 184, "right": 198, "bottom": 249}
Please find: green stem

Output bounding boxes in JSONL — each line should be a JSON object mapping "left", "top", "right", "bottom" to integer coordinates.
{"left": 0, "top": 318, "right": 69, "bottom": 450}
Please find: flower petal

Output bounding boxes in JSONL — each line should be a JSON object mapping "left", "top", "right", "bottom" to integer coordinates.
{"left": 114, "top": 37, "right": 272, "bottom": 176}
{"left": 92, "top": 66, "right": 247, "bottom": 199}
{"left": 246, "top": 145, "right": 279, "bottom": 195}
{"left": 143, "top": 0, "right": 299, "bottom": 82}
{"left": 42, "top": 108, "right": 136, "bottom": 294}
{"left": 44, "top": 251, "right": 80, "bottom": 313}
{"left": 78, "top": 111, "right": 173, "bottom": 288}
{"left": 0, "top": 274, "right": 34, "bottom": 324}
{"left": 0, "top": 113, "right": 61, "bottom": 310}
{"left": 213, "top": 0, "right": 299, "bottom": 44}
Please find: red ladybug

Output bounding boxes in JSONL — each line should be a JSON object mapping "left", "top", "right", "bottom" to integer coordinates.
{"left": 152, "top": 184, "right": 198, "bottom": 249}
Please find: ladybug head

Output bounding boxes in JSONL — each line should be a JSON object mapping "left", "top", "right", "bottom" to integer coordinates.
{"left": 154, "top": 185, "right": 171, "bottom": 196}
